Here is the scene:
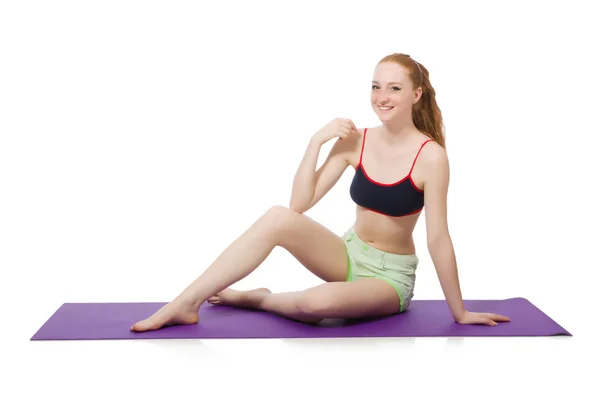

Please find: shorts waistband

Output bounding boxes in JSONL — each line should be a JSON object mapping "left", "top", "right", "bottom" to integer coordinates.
{"left": 343, "top": 226, "right": 419, "bottom": 265}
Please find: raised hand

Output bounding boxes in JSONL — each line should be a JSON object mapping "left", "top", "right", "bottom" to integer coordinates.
{"left": 311, "top": 117, "right": 358, "bottom": 145}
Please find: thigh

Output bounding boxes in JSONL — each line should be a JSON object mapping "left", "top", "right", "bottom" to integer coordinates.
{"left": 266, "top": 205, "right": 349, "bottom": 283}
{"left": 299, "top": 278, "right": 401, "bottom": 319}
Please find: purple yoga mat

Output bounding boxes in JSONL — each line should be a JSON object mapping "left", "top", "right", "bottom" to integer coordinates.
{"left": 30, "top": 297, "right": 570, "bottom": 341}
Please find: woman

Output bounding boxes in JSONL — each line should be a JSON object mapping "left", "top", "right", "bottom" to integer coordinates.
{"left": 131, "top": 53, "right": 510, "bottom": 332}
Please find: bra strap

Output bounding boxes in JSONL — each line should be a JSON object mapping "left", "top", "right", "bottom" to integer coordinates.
{"left": 408, "top": 139, "right": 434, "bottom": 175}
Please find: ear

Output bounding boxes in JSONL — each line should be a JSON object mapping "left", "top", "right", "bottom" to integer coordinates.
{"left": 413, "top": 87, "right": 423, "bottom": 104}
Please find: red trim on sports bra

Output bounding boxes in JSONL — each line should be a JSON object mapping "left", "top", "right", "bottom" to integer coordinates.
{"left": 358, "top": 128, "right": 433, "bottom": 189}
{"left": 358, "top": 128, "right": 367, "bottom": 166}
{"left": 409, "top": 139, "right": 433, "bottom": 175}
{"left": 363, "top": 205, "right": 424, "bottom": 217}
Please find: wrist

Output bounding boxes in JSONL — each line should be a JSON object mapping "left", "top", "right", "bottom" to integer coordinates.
{"left": 454, "top": 310, "right": 468, "bottom": 323}
{"left": 309, "top": 137, "right": 323, "bottom": 148}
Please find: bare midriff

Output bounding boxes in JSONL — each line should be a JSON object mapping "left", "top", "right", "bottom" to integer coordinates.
{"left": 353, "top": 206, "right": 421, "bottom": 254}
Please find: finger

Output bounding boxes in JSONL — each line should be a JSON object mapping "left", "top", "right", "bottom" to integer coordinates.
{"left": 471, "top": 314, "right": 497, "bottom": 326}
{"left": 340, "top": 126, "right": 353, "bottom": 135}
{"left": 483, "top": 313, "right": 511, "bottom": 321}
{"left": 349, "top": 120, "right": 358, "bottom": 132}
{"left": 342, "top": 119, "right": 356, "bottom": 133}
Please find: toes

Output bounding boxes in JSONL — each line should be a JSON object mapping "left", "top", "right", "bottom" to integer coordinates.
{"left": 130, "top": 319, "right": 155, "bottom": 332}
{"left": 130, "top": 323, "right": 142, "bottom": 332}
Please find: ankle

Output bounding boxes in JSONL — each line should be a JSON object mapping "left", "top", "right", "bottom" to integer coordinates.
{"left": 255, "top": 291, "right": 271, "bottom": 309}
{"left": 174, "top": 295, "right": 203, "bottom": 310}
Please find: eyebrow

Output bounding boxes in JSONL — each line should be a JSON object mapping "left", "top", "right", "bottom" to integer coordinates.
{"left": 372, "top": 81, "right": 404, "bottom": 86}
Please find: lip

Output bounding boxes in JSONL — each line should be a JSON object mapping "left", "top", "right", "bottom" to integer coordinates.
{"left": 377, "top": 106, "right": 394, "bottom": 111}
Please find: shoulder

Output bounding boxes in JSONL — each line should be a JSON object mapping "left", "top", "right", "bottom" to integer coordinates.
{"left": 423, "top": 140, "right": 447, "bottom": 164}
{"left": 420, "top": 140, "right": 450, "bottom": 186}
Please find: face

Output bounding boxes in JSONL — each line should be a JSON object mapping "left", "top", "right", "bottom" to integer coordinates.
{"left": 371, "top": 62, "right": 422, "bottom": 121}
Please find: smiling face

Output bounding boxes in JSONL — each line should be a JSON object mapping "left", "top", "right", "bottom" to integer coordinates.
{"left": 371, "top": 61, "right": 422, "bottom": 122}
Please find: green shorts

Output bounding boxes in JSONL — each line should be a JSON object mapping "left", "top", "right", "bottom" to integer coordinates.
{"left": 343, "top": 226, "right": 419, "bottom": 312}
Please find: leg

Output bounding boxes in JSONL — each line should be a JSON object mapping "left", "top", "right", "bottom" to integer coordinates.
{"left": 131, "top": 205, "right": 349, "bottom": 332}
{"left": 208, "top": 278, "right": 401, "bottom": 323}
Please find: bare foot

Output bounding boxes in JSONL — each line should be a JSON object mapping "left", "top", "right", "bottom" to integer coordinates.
{"left": 207, "top": 287, "right": 271, "bottom": 310}
{"left": 130, "top": 299, "right": 200, "bottom": 332}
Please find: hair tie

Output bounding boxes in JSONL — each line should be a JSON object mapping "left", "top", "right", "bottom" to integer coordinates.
{"left": 405, "top": 54, "right": 423, "bottom": 80}
{"left": 414, "top": 60, "right": 423, "bottom": 79}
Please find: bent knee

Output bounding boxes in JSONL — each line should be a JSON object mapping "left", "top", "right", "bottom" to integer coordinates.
{"left": 295, "top": 291, "right": 332, "bottom": 318}
{"left": 264, "top": 205, "right": 294, "bottom": 218}
{"left": 262, "top": 205, "right": 300, "bottom": 234}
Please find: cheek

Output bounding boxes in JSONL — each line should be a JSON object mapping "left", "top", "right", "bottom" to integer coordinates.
{"left": 396, "top": 94, "right": 412, "bottom": 106}
{"left": 370, "top": 91, "right": 408, "bottom": 106}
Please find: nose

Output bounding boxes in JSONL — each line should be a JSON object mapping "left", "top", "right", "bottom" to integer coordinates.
{"left": 375, "top": 92, "right": 390, "bottom": 104}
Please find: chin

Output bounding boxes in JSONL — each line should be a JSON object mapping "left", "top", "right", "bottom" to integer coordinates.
{"left": 375, "top": 111, "right": 396, "bottom": 121}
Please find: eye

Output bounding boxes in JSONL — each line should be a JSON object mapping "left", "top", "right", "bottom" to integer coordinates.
{"left": 371, "top": 85, "right": 379, "bottom": 90}
{"left": 392, "top": 87, "right": 401, "bottom": 91}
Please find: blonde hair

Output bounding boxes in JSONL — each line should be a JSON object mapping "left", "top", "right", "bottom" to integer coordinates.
{"left": 378, "top": 53, "right": 446, "bottom": 149}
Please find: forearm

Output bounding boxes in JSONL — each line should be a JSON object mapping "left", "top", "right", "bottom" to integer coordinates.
{"left": 289, "top": 138, "right": 322, "bottom": 212}
{"left": 428, "top": 235, "right": 465, "bottom": 321}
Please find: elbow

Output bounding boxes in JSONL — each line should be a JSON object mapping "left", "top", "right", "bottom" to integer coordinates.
{"left": 289, "top": 205, "right": 306, "bottom": 214}
{"left": 289, "top": 200, "right": 309, "bottom": 214}
{"left": 427, "top": 231, "right": 451, "bottom": 251}
{"left": 427, "top": 234, "right": 439, "bottom": 249}
{"left": 290, "top": 191, "right": 316, "bottom": 214}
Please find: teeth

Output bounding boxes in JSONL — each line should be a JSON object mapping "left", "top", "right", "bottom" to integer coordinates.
{"left": 379, "top": 106, "right": 393, "bottom": 110}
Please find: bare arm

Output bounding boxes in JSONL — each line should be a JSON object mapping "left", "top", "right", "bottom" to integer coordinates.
{"left": 289, "top": 135, "right": 355, "bottom": 213}
{"left": 423, "top": 145, "right": 464, "bottom": 320}
{"left": 424, "top": 144, "right": 510, "bottom": 326}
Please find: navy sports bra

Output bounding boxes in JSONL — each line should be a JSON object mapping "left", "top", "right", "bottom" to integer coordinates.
{"left": 350, "top": 128, "right": 433, "bottom": 217}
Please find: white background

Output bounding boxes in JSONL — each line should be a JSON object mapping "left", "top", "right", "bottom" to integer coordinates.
{"left": 1, "top": 0, "right": 598, "bottom": 396}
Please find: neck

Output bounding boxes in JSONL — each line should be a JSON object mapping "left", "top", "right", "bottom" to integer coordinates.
{"left": 379, "top": 119, "right": 418, "bottom": 144}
